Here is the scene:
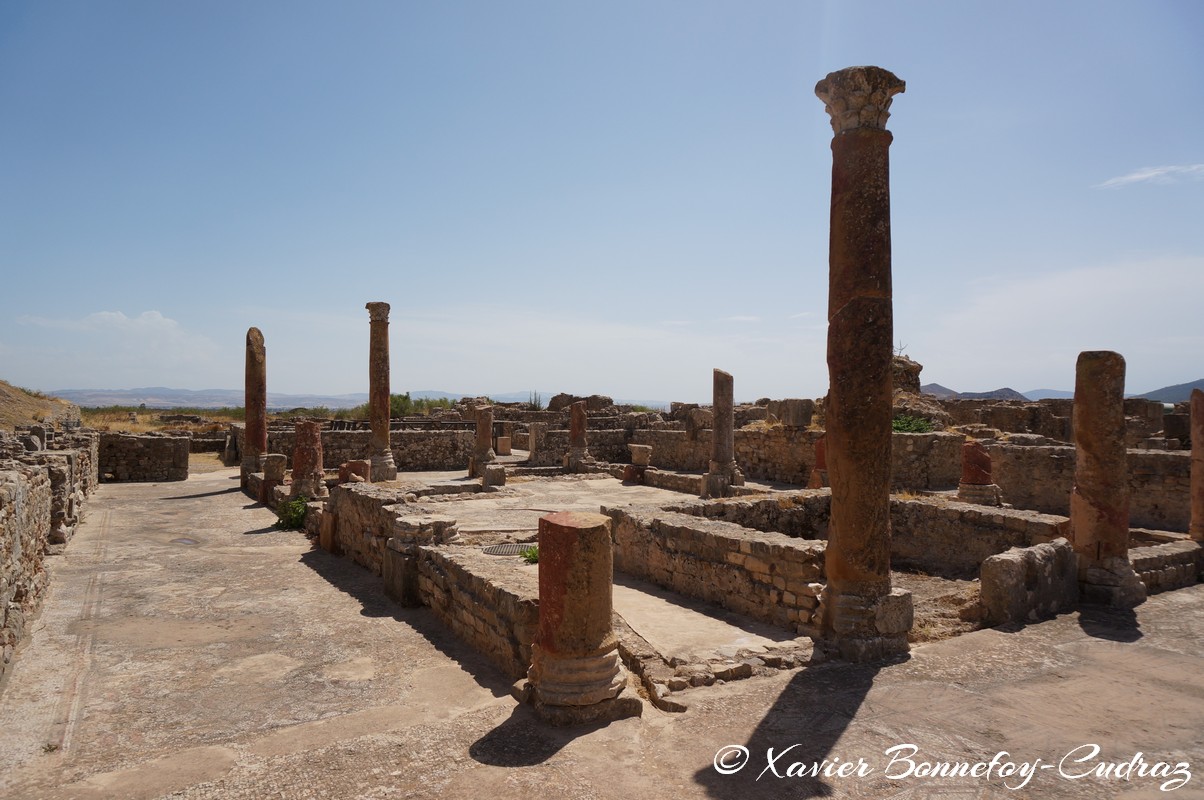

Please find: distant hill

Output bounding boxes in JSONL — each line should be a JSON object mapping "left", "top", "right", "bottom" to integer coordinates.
{"left": 920, "top": 383, "right": 957, "bottom": 398}
{"left": 1136, "top": 378, "right": 1204, "bottom": 404}
{"left": 1024, "top": 388, "right": 1074, "bottom": 400}
{"left": 920, "top": 384, "right": 1028, "bottom": 401}
{"left": 0, "top": 380, "right": 78, "bottom": 431}
{"left": 53, "top": 387, "right": 369, "bottom": 411}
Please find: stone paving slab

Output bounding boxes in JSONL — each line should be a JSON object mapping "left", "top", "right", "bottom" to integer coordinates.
{"left": 0, "top": 466, "right": 1201, "bottom": 799}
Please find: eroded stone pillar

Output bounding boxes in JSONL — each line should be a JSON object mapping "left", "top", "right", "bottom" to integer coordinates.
{"left": 956, "top": 440, "right": 1003, "bottom": 506}
{"left": 242, "top": 327, "right": 267, "bottom": 489}
{"left": 469, "top": 405, "right": 496, "bottom": 478}
{"left": 704, "top": 368, "right": 745, "bottom": 498}
{"left": 808, "top": 434, "right": 828, "bottom": 489}
{"left": 1191, "top": 389, "right": 1204, "bottom": 541}
{"left": 366, "top": 302, "right": 397, "bottom": 481}
{"left": 814, "top": 66, "right": 912, "bottom": 661}
{"left": 291, "top": 420, "right": 328, "bottom": 498}
{"left": 1070, "top": 351, "right": 1145, "bottom": 607}
{"left": 521, "top": 511, "right": 641, "bottom": 725}
{"left": 566, "top": 400, "right": 594, "bottom": 472}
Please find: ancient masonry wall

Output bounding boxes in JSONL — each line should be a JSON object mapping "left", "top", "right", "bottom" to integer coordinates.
{"left": 1130, "top": 541, "right": 1203, "bottom": 594}
{"left": 249, "top": 428, "right": 474, "bottom": 472}
{"left": 603, "top": 505, "right": 827, "bottom": 635}
{"left": 0, "top": 463, "right": 51, "bottom": 683}
{"left": 992, "top": 445, "right": 1190, "bottom": 532}
{"left": 412, "top": 546, "right": 539, "bottom": 680}
{"left": 324, "top": 483, "right": 459, "bottom": 575}
{"left": 979, "top": 539, "right": 1079, "bottom": 625}
{"left": 99, "top": 432, "right": 189, "bottom": 482}
{"left": 0, "top": 430, "right": 99, "bottom": 682}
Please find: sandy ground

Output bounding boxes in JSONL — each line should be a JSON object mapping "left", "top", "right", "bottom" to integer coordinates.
{"left": 1, "top": 466, "right": 1202, "bottom": 800}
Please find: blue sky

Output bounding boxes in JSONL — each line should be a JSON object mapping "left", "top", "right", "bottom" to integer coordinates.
{"left": 2, "top": 1, "right": 1201, "bottom": 403}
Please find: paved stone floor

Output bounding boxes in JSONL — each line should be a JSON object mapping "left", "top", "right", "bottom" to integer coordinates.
{"left": 1, "top": 467, "right": 1202, "bottom": 799}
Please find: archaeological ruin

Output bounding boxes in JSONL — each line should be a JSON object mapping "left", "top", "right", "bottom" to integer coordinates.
{"left": 1, "top": 64, "right": 1201, "bottom": 797}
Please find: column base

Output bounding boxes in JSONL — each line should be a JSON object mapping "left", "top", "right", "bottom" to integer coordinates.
{"left": 1080, "top": 557, "right": 1147, "bottom": 608}
{"left": 813, "top": 587, "right": 912, "bottom": 663}
{"left": 517, "top": 645, "right": 642, "bottom": 726}
{"left": 468, "top": 449, "right": 496, "bottom": 478}
{"left": 291, "top": 478, "right": 328, "bottom": 499}
{"left": 957, "top": 482, "right": 1003, "bottom": 506}
{"left": 370, "top": 450, "right": 397, "bottom": 482}
{"left": 565, "top": 447, "right": 594, "bottom": 473}
{"left": 703, "top": 461, "right": 744, "bottom": 498}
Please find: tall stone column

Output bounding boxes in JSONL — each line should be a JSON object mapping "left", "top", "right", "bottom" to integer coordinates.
{"left": 366, "top": 302, "right": 397, "bottom": 481}
{"left": 241, "top": 327, "right": 268, "bottom": 489}
{"left": 469, "top": 405, "right": 496, "bottom": 478}
{"left": 704, "top": 368, "right": 744, "bottom": 498}
{"left": 1191, "top": 389, "right": 1204, "bottom": 541}
{"left": 814, "top": 66, "right": 912, "bottom": 661}
{"left": 522, "top": 511, "right": 641, "bottom": 725}
{"left": 1070, "top": 351, "right": 1145, "bottom": 607}
{"left": 566, "top": 400, "right": 594, "bottom": 472}
{"left": 291, "top": 420, "right": 328, "bottom": 499}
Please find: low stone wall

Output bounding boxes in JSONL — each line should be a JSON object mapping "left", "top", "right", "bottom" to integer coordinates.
{"left": 890, "top": 432, "right": 962, "bottom": 491}
{"left": 526, "top": 429, "right": 632, "bottom": 467}
{"left": 412, "top": 546, "right": 539, "bottom": 680}
{"left": 734, "top": 428, "right": 823, "bottom": 485}
{"left": 991, "top": 445, "right": 1191, "bottom": 531}
{"left": 324, "top": 483, "right": 458, "bottom": 575}
{"left": 0, "top": 463, "right": 51, "bottom": 682}
{"left": 666, "top": 493, "right": 831, "bottom": 540}
{"left": 630, "top": 430, "right": 709, "bottom": 472}
{"left": 99, "top": 432, "right": 189, "bottom": 482}
{"left": 1130, "top": 540, "right": 1202, "bottom": 594}
{"left": 603, "top": 506, "right": 826, "bottom": 634}
{"left": 890, "top": 499, "right": 1068, "bottom": 578}
{"left": 250, "top": 428, "right": 474, "bottom": 472}
{"left": 979, "top": 539, "right": 1079, "bottom": 625}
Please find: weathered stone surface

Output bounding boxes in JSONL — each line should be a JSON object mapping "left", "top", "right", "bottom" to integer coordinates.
{"left": 469, "top": 406, "right": 496, "bottom": 478}
{"left": 482, "top": 464, "right": 506, "bottom": 488}
{"left": 99, "top": 433, "right": 189, "bottom": 483}
{"left": 290, "top": 420, "right": 327, "bottom": 498}
{"left": 366, "top": 302, "right": 397, "bottom": 481}
{"left": 815, "top": 65, "right": 905, "bottom": 133}
{"left": 628, "top": 444, "right": 652, "bottom": 467}
{"left": 527, "top": 512, "right": 633, "bottom": 717}
{"left": 980, "top": 538, "right": 1079, "bottom": 625}
{"left": 704, "top": 368, "right": 744, "bottom": 498}
{"left": 569, "top": 401, "right": 588, "bottom": 449}
{"left": 242, "top": 327, "right": 267, "bottom": 488}
{"left": 338, "top": 459, "right": 371, "bottom": 484}
{"left": 1192, "top": 389, "right": 1203, "bottom": 541}
{"left": 961, "top": 440, "right": 992, "bottom": 485}
{"left": 766, "top": 398, "right": 814, "bottom": 429}
{"left": 1070, "top": 351, "right": 1144, "bottom": 608}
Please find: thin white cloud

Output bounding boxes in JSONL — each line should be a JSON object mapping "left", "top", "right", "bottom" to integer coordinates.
{"left": 724, "top": 315, "right": 761, "bottom": 323}
{"left": 1094, "top": 164, "right": 1204, "bottom": 189}
{"left": 660, "top": 320, "right": 693, "bottom": 327}
{"left": 789, "top": 311, "right": 815, "bottom": 319}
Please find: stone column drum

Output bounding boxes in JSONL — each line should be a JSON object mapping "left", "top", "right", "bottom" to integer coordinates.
{"left": 956, "top": 440, "right": 1003, "bottom": 506}
{"left": 704, "top": 368, "right": 745, "bottom": 498}
{"left": 808, "top": 434, "right": 828, "bottom": 489}
{"left": 241, "top": 327, "right": 268, "bottom": 489}
{"left": 366, "top": 302, "right": 397, "bottom": 481}
{"left": 566, "top": 400, "right": 593, "bottom": 472}
{"left": 291, "top": 420, "right": 328, "bottom": 499}
{"left": 1191, "top": 389, "right": 1204, "bottom": 541}
{"left": 1070, "top": 351, "right": 1145, "bottom": 607}
{"left": 814, "top": 66, "right": 912, "bottom": 661}
{"left": 470, "top": 405, "right": 496, "bottom": 478}
{"left": 523, "top": 511, "right": 641, "bottom": 725}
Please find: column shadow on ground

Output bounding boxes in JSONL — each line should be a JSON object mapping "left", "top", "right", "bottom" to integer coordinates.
{"left": 1076, "top": 604, "right": 1142, "bottom": 642}
{"left": 297, "top": 547, "right": 514, "bottom": 699}
{"left": 692, "top": 660, "right": 882, "bottom": 800}
{"left": 468, "top": 704, "right": 612, "bottom": 767}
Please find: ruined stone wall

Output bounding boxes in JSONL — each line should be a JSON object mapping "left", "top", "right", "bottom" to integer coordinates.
{"left": 1130, "top": 541, "right": 1202, "bottom": 594}
{"left": 526, "top": 430, "right": 633, "bottom": 467}
{"left": 98, "top": 432, "right": 189, "bottom": 482}
{"left": 0, "top": 463, "right": 51, "bottom": 682}
{"left": 991, "top": 445, "right": 1191, "bottom": 531}
{"left": 890, "top": 432, "right": 962, "bottom": 491}
{"left": 629, "top": 430, "right": 710, "bottom": 471}
{"left": 603, "top": 506, "right": 826, "bottom": 634}
{"left": 733, "top": 428, "right": 823, "bottom": 485}
{"left": 666, "top": 493, "right": 831, "bottom": 540}
{"left": 414, "top": 546, "right": 539, "bottom": 680}
{"left": 890, "top": 499, "right": 1068, "bottom": 578}
{"left": 258, "top": 429, "right": 473, "bottom": 472}
{"left": 979, "top": 539, "right": 1079, "bottom": 625}
{"left": 324, "top": 483, "right": 459, "bottom": 575}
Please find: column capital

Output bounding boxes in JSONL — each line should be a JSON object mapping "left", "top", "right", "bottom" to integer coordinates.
{"left": 366, "top": 301, "right": 391, "bottom": 323}
{"left": 815, "top": 66, "right": 905, "bottom": 134}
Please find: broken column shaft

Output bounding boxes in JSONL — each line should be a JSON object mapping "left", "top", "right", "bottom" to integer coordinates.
{"left": 366, "top": 302, "right": 397, "bottom": 481}
{"left": 242, "top": 327, "right": 267, "bottom": 489}
{"left": 814, "top": 65, "right": 911, "bottom": 661}
{"left": 291, "top": 420, "right": 327, "bottom": 498}
{"left": 566, "top": 400, "right": 593, "bottom": 472}
{"left": 704, "top": 368, "right": 744, "bottom": 497}
{"left": 1070, "top": 350, "right": 1145, "bottom": 607}
{"left": 470, "top": 405, "right": 496, "bottom": 478}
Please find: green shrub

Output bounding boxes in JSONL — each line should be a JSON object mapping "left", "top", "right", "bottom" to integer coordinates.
{"left": 275, "top": 496, "right": 308, "bottom": 530}
{"left": 892, "top": 414, "right": 934, "bottom": 433}
{"left": 520, "top": 545, "right": 539, "bottom": 564}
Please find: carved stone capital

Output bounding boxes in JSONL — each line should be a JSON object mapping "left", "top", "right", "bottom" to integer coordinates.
{"left": 366, "top": 301, "right": 391, "bottom": 323}
{"left": 815, "top": 66, "right": 905, "bottom": 134}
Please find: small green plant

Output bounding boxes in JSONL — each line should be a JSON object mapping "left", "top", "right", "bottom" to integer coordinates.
{"left": 41, "top": 743, "right": 59, "bottom": 754}
{"left": 520, "top": 545, "right": 539, "bottom": 564}
{"left": 528, "top": 391, "right": 543, "bottom": 411}
{"left": 892, "top": 414, "right": 934, "bottom": 433}
{"left": 275, "top": 496, "right": 308, "bottom": 530}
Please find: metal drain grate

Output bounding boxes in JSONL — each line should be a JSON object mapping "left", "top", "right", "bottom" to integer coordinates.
{"left": 481, "top": 543, "right": 529, "bottom": 556}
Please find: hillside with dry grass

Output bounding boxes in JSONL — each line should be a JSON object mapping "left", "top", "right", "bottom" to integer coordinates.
{"left": 0, "top": 380, "right": 79, "bottom": 431}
